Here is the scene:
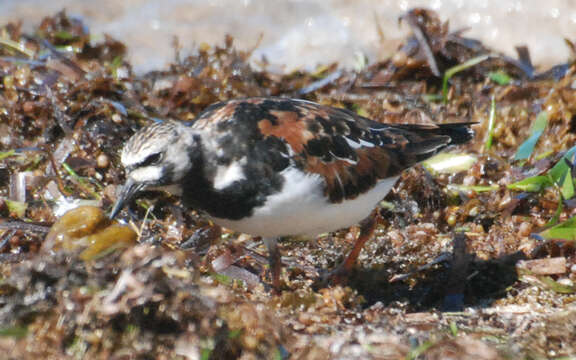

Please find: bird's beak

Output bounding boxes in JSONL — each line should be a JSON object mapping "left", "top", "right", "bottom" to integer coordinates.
{"left": 109, "top": 177, "right": 144, "bottom": 219}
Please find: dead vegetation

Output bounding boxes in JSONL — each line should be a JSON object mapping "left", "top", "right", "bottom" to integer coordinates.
{"left": 0, "top": 9, "right": 575, "bottom": 359}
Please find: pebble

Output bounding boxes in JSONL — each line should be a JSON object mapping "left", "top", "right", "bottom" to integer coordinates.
{"left": 518, "top": 222, "right": 532, "bottom": 237}
{"left": 96, "top": 154, "right": 110, "bottom": 168}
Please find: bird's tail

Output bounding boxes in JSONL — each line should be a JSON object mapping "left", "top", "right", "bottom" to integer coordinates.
{"left": 432, "top": 122, "right": 476, "bottom": 145}
{"left": 392, "top": 122, "right": 476, "bottom": 146}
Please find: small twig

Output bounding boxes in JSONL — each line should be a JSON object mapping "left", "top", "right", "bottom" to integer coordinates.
{"left": 40, "top": 38, "right": 86, "bottom": 78}
{"left": 0, "top": 230, "right": 16, "bottom": 252}
{"left": 403, "top": 10, "right": 441, "bottom": 77}
{"left": 136, "top": 205, "right": 154, "bottom": 241}
{"left": 0, "top": 57, "right": 44, "bottom": 67}
{"left": 61, "top": 162, "right": 101, "bottom": 200}
{"left": 0, "top": 253, "right": 28, "bottom": 263}
{"left": 0, "top": 37, "right": 35, "bottom": 58}
{"left": 373, "top": 12, "right": 386, "bottom": 43}
{"left": 297, "top": 70, "right": 342, "bottom": 95}
{"left": 46, "top": 87, "right": 73, "bottom": 135}
{"left": 47, "top": 150, "right": 72, "bottom": 197}
{"left": 246, "top": 33, "right": 264, "bottom": 58}
{"left": 0, "top": 221, "right": 51, "bottom": 233}
{"left": 389, "top": 252, "right": 452, "bottom": 282}
{"left": 515, "top": 45, "right": 534, "bottom": 78}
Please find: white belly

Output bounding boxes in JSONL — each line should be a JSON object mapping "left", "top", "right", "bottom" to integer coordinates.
{"left": 212, "top": 167, "right": 398, "bottom": 238}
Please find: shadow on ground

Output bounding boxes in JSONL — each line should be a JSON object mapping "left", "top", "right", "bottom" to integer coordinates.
{"left": 345, "top": 251, "right": 526, "bottom": 312}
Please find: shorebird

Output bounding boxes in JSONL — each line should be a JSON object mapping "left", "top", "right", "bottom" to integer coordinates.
{"left": 110, "top": 97, "right": 474, "bottom": 290}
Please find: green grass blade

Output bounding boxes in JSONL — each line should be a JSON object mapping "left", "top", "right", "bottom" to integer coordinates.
{"left": 442, "top": 54, "right": 490, "bottom": 104}
{"left": 507, "top": 175, "right": 552, "bottom": 192}
{"left": 539, "top": 217, "right": 576, "bottom": 241}
{"left": 0, "top": 37, "right": 35, "bottom": 57}
{"left": 488, "top": 70, "right": 511, "bottom": 85}
{"left": 0, "top": 150, "right": 17, "bottom": 160}
{"left": 484, "top": 95, "right": 496, "bottom": 151}
{"left": 549, "top": 145, "right": 576, "bottom": 181}
{"left": 514, "top": 111, "right": 548, "bottom": 161}
{"left": 561, "top": 168, "right": 574, "bottom": 199}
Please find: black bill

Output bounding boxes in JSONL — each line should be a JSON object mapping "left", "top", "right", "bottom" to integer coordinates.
{"left": 109, "top": 178, "right": 144, "bottom": 219}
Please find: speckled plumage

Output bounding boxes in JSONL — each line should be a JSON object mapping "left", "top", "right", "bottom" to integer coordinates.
{"left": 111, "top": 97, "right": 475, "bottom": 289}
{"left": 190, "top": 97, "right": 474, "bottom": 207}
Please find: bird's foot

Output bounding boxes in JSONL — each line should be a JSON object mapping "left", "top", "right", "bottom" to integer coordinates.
{"left": 315, "top": 264, "right": 351, "bottom": 289}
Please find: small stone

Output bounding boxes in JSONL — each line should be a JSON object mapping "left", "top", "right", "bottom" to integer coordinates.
{"left": 446, "top": 213, "right": 457, "bottom": 226}
{"left": 556, "top": 278, "right": 573, "bottom": 287}
{"left": 391, "top": 51, "right": 408, "bottom": 67}
{"left": 517, "top": 257, "right": 566, "bottom": 275}
{"left": 518, "top": 221, "right": 532, "bottom": 237}
{"left": 462, "top": 175, "right": 476, "bottom": 186}
{"left": 97, "top": 154, "right": 110, "bottom": 168}
{"left": 22, "top": 101, "right": 35, "bottom": 113}
{"left": 468, "top": 206, "right": 479, "bottom": 217}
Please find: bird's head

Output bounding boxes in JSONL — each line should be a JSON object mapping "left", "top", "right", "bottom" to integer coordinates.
{"left": 110, "top": 121, "right": 197, "bottom": 219}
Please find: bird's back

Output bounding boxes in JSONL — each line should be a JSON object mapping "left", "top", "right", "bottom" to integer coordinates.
{"left": 191, "top": 97, "right": 474, "bottom": 203}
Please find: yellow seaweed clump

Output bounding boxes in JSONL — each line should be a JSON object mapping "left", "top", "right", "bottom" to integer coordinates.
{"left": 43, "top": 206, "right": 137, "bottom": 261}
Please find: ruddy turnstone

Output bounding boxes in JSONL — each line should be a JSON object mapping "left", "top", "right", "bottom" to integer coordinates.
{"left": 110, "top": 97, "right": 475, "bottom": 289}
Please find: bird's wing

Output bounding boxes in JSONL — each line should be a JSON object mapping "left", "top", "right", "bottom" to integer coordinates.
{"left": 193, "top": 97, "right": 474, "bottom": 203}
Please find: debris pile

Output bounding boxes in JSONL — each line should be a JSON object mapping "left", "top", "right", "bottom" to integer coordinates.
{"left": 0, "top": 9, "right": 575, "bottom": 359}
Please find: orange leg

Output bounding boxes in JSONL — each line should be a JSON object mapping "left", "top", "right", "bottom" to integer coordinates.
{"left": 263, "top": 237, "right": 282, "bottom": 291}
{"left": 327, "top": 210, "right": 378, "bottom": 285}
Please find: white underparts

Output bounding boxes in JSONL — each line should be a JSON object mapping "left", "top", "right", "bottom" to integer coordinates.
{"left": 211, "top": 166, "right": 399, "bottom": 238}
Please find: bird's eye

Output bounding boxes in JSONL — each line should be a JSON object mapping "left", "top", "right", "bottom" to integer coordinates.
{"left": 141, "top": 153, "right": 163, "bottom": 167}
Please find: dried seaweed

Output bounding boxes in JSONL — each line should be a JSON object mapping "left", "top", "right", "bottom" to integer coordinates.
{"left": 0, "top": 9, "right": 576, "bottom": 360}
